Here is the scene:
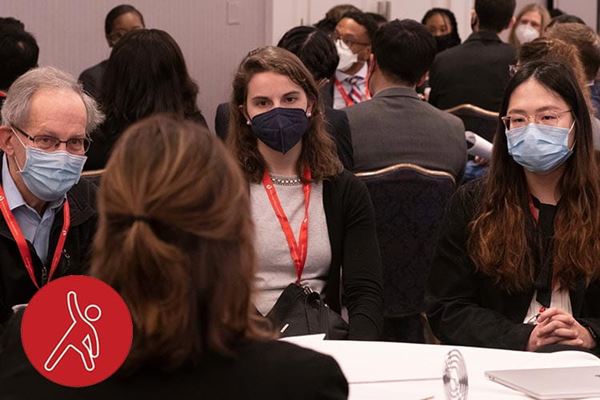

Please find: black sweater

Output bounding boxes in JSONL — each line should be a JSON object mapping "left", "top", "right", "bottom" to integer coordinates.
{"left": 321, "top": 170, "right": 384, "bottom": 340}
{"left": 426, "top": 181, "right": 600, "bottom": 351}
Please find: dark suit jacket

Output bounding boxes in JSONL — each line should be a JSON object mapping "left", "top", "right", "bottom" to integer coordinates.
{"left": 320, "top": 80, "right": 335, "bottom": 109}
{"left": 0, "top": 311, "right": 349, "bottom": 399}
{"left": 79, "top": 60, "right": 107, "bottom": 101}
{"left": 346, "top": 86, "right": 467, "bottom": 181}
{"left": 426, "top": 181, "right": 600, "bottom": 352}
{"left": 214, "top": 102, "right": 354, "bottom": 170}
{"left": 429, "top": 31, "right": 516, "bottom": 112}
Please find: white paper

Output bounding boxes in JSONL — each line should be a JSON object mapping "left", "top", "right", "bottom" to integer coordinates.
{"left": 465, "top": 130, "right": 493, "bottom": 159}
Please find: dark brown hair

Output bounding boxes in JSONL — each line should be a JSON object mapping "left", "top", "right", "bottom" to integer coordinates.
{"left": 227, "top": 46, "right": 342, "bottom": 183}
{"left": 468, "top": 61, "right": 600, "bottom": 291}
{"left": 101, "top": 29, "right": 202, "bottom": 139}
{"left": 91, "top": 114, "right": 271, "bottom": 372}
{"left": 518, "top": 37, "right": 591, "bottom": 110}
{"left": 546, "top": 22, "right": 600, "bottom": 81}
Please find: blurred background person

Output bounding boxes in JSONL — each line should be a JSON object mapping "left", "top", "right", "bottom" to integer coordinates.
{"left": 518, "top": 38, "right": 588, "bottom": 106}
{"left": 227, "top": 46, "right": 383, "bottom": 340}
{"left": 365, "top": 12, "right": 388, "bottom": 28}
{"left": 331, "top": 11, "right": 378, "bottom": 109}
{"left": 0, "top": 26, "right": 38, "bottom": 111}
{"left": 79, "top": 4, "right": 145, "bottom": 101}
{"left": 314, "top": 4, "right": 361, "bottom": 36}
{"left": 0, "top": 115, "right": 349, "bottom": 399}
{"left": 85, "top": 29, "right": 207, "bottom": 170}
{"left": 545, "top": 23, "right": 600, "bottom": 120}
{"left": 0, "top": 17, "right": 25, "bottom": 32}
{"left": 508, "top": 3, "right": 551, "bottom": 49}
{"left": 422, "top": 8, "right": 461, "bottom": 54}
{"left": 347, "top": 19, "right": 466, "bottom": 180}
{"left": 547, "top": 13, "right": 586, "bottom": 29}
{"left": 429, "top": 0, "right": 516, "bottom": 112}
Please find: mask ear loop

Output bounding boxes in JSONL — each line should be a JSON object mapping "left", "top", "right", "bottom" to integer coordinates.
{"left": 9, "top": 127, "right": 28, "bottom": 173}
{"left": 567, "top": 120, "right": 577, "bottom": 151}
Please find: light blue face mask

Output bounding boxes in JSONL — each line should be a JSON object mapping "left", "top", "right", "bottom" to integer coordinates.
{"left": 12, "top": 130, "right": 87, "bottom": 201}
{"left": 505, "top": 122, "right": 575, "bottom": 173}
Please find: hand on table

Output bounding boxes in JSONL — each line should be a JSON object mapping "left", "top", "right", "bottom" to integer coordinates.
{"left": 527, "top": 308, "right": 596, "bottom": 351}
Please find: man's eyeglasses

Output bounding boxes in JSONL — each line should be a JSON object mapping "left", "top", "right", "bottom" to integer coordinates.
{"left": 12, "top": 126, "right": 91, "bottom": 154}
{"left": 501, "top": 110, "right": 572, "bottom": 130}
{"left": 331, "top": 33, "right": 370, "bottom": 48}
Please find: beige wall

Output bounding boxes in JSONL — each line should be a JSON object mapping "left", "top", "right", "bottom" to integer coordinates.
{"left": 2, "top": 0, "right": 268, "bottom": 132}
{"left": 4, "top": 0, "right": 597, "bottom": 131}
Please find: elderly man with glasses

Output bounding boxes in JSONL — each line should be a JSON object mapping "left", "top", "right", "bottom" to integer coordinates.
{"left": 0, "top": 66, "right": 103, "bottom": 325}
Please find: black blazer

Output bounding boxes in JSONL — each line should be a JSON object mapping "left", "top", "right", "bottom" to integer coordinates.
{"left": 426, "top": 181, "right": 600, "bottom": 351}
{"left": 320, "top": 80, "right": 335, "bottom": 109}
{"left": 0, "top": 312, "right": 349, "bottom": 400}
{"left": 429, "top": 31, "right": 516, "bottom": 112}
{"left": 214, "top": 102, "right": 354, "bottom": 170}
{"left": 79, "top": 60, "right": 107, "bottom": 101}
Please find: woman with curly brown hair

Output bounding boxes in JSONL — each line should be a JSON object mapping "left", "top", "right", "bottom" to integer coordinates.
{"left": 427, "top": 61, "right": 600, "bottom": 354}
{"left": 227, "top": 46, "right": 383, "bottom": 340}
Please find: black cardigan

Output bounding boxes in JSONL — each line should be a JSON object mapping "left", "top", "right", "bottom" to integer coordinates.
{"left": 318, "top": 170, "right": 383, "bottom": 340}
{"left": 426, "top": 181, "right": 600, "bottom": 351}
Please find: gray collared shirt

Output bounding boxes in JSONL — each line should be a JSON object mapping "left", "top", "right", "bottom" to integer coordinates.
{"left": 2, "top": 154, "right": 64, "bottom": 265}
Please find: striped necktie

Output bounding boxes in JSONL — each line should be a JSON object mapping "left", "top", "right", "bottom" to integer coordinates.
{"left": 345, "top": 76, "right": 364, "bottom": 104}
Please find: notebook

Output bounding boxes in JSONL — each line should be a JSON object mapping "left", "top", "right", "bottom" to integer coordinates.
{"left": 485, "top": 366, "right": 600, "bottom": 400}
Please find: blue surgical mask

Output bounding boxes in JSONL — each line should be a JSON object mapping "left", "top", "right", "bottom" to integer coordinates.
{"left": 249, "top": 107, "right": 310, "bottom": 154}
{"left": 506, "top": 122, "right": 574, "bottom": 173}
{"left": 12, "top": 131, "right": 87, "bottom": 201}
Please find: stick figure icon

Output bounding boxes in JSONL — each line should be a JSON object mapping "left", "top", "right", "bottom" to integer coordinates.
{"left": 44, "top": 291, "right": 102, "bottom": 372}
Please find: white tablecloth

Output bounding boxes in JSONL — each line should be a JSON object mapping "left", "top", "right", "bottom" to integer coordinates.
{"left": 283, "top": 335, "right": 600, "bottom": 400}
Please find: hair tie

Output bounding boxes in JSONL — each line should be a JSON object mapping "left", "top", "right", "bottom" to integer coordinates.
{"left": 131, "top": 215, "right": 153, "bottom": 224}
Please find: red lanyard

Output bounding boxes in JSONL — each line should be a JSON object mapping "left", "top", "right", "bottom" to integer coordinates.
{"left": 262, "top": 167, "right": 312, "bottom": 282}
{"left": 528, "top": 196, "right": 539, "bottom": 222}
{"left": 0, "top": 184, "right": 70, "bottom": 288}
{"left": 334, "top": 78, "right": 371, "bottom": 107}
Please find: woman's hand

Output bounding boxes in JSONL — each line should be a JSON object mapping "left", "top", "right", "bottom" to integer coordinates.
{"left": 527, "top": 308, "right": 596, "bottom": 351}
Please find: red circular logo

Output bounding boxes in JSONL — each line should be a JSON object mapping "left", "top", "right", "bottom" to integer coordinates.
{"left": 21, "top": 275, "right": 133, "bottom": 387}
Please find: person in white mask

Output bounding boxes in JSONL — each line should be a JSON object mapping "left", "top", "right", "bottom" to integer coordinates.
{"left": 0, "top": 66, "right": 103, "bottom": 325}
{"left": 331, "top": 11, "right": 378, "bottom": 109}
{"left": 509, "top": 3, "right": 551, "bottom": 49}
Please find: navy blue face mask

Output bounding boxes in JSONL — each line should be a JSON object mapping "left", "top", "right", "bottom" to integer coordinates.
{"left": 249, "top": 107, "right": 310, "bottom": 154}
